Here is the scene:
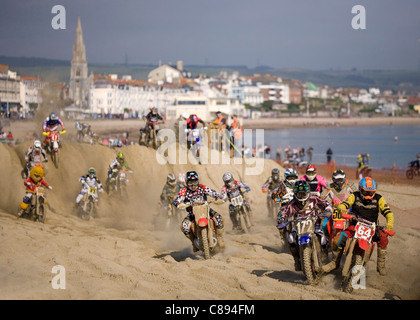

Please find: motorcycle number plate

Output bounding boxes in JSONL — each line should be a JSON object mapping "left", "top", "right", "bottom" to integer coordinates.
{"left": 154, "top": 125, "right": 160, "bottom": 130}
{"left": 89, "top": 187, "right": 97, "bottom": 194}
{"left": 51, "top": 133, "right": 59, "bottom": 141}
{"left": 231, "top": 196, "right": 243, "bottom": 206}
{"left": 295, "top": 218, "right": 314, "bottom": 236}
{"left": 355, "top": 222, "right": 374, "bottom": 242}
{"left": 298, "top": 234, "right": 311, "bottom": 245}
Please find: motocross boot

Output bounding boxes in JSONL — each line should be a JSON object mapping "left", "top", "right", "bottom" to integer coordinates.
{"left": 289, "top": 246, "right": 301, "bottom": 271}
{"left": 377, "top": 247, "right": 387, "bottom": 276}
{"left": 185, "top": 233, "right": 199, "bottom": 252}
{"left": 216, "top": 228, "right": 226, "bottom": 249}
{"left": 321, "top": 249, "right": 342, "bottom": 273}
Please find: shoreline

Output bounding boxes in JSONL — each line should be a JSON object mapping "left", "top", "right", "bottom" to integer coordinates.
{"left": 242, "top": 116, "right": 420, "bottom": 130}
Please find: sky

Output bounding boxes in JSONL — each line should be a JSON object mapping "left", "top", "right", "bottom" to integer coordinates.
{"left": 1, "top": 0, "right": 420, "bottom": 70}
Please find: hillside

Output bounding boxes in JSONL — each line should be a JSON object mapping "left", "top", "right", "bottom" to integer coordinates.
{"left": 0, "top": 124, "right": 419, "bottom": 300}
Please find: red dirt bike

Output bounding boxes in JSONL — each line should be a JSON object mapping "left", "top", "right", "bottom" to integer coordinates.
{"left": 43, "top": 129, "right": 66, "bottom": 169}
{"left": 340, "top": 213, "right": 395, "bottom": 293}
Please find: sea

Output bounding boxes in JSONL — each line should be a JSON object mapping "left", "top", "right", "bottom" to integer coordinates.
{"left": 263, "top": 124, "right": 420, "bottom": 170}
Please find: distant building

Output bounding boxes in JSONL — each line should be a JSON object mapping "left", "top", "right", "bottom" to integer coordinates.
{"left": 20, "top": 76, "right": 45, "bottom": 114}
{"left": 69, "top": 17, "right": 91, "bottom": 107}
{"left": 148, "top": 62, "right": 183, "bottom": 84}
{"left": 0, "top": 64, "right": 21, "bottom": 117}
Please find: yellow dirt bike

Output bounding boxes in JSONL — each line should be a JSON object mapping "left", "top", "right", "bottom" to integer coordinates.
{"left": 78, "top": 184, "right": 100, "bottom": 220}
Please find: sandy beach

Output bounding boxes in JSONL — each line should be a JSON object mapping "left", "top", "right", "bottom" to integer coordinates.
{"left": 0, "top": 119, "right": 419, "bottom": 301}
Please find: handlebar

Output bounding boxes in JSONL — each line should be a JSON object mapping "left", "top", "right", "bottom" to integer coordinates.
{"left": 341, "top": 213, "right": 396, "bottom": 237}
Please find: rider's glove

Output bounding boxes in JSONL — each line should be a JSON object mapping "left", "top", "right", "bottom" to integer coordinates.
{"left": 245, "top": 187, "right": 251, "bottom": 193}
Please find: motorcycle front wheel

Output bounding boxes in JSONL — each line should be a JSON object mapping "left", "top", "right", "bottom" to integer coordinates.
{"left": 200, "top": 228, "right": 211, "bottom": 260}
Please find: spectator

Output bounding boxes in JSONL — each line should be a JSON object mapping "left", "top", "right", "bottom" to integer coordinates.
{"left": 326, "top": 148, "right": 333, "bottom": 163}
{"left": 307, "top": 146, "right": 313, "bottom": 163}
{"left": 276, "top": 146, "right": 282, "bottom": 161}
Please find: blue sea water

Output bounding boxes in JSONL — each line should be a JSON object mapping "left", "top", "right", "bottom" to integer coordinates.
{"left": 263, "top": 125, "right": 420, "bottom": 169}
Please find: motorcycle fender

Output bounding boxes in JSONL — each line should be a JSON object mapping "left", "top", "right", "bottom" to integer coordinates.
{"left": 298, "top": 234, "right": 311, "bottom": 245}
{"left": 53, "top": 141, "right": 59, "bottom": 151}
{"left": 197, "top": 218, "right": 208, "bottom": 227}
{"left": 358, "top": 239, "right": 370, "bottom": 251}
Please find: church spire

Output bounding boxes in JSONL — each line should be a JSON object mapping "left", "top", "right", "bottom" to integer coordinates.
{"left": 72, "top": 17, "right": 87, "bottom": 63}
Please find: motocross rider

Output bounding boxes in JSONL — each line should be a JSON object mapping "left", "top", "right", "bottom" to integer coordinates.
{"left": 220, "top": 172, "right": 253, "bottom": 230}
{"left": 185, "top": 114, "right": 206, "bottom": 149}
{"left": 272, "top": 168, "right": 299, "bottom": 206}
{"left": 75, "top": 121, "right": 93, "bottom": 137}
{"left": 321, "top": 177, "right": 394, "bottom": 276}
{"left": 18, "top": 166, "right": 52, "bottom": 217}
{"left": 300, "top": 164, "right": 328, "bottom": 196}
{"left": 159, "top": 173, "right": 179, "bottom": 214}
{"left": 75, "top": 167, "right": 104, "bottom": 207}
{"left": 24, "top": 140, "right": 48, "bottom": 174}
{"left": 278, "top": 180, "right": 333, "bottom": 271}
{"left": 177, "top": 172, "right": 186, "bottom": 190}
{"left": 172, "top": 171, "right": 226, "bottom": 251}
{"left": 42, "top": 112, "right": 66, "bottom": 149}
{"left": 262, "top": 168, "right": 283, "bottom": 216}
{"left": 141, "top": 107, "right": 163, "bottom": 139}
{"left": 106, "top": 152, "right": 133, "bottom": 194}
{"left": 321, "top": 170, "right": 358, "bottom": 234}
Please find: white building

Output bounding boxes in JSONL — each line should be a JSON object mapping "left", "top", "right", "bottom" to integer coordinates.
{"left": 148, "top": 64, "right": 183, "bottom": 84}
{"left": 20, "top": 76, "right": 45, "bottom": 114}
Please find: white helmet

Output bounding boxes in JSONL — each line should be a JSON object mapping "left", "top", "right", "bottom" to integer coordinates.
{"left": 182, "top": 112, "right": 189, "bottom": 120}
{"left": 33, "top": 140, "right": 42, "bottom": 149}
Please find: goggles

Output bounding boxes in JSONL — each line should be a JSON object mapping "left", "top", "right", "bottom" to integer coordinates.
{"left": 360, "top": 188, "right": 376, "bottom": 199}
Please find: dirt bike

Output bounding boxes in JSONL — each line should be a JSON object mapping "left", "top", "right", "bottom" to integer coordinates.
{"left": 356, "top": 166, "right": 372, "bottom": 180}
{"left": 406, "top": 161, "right": 419, "bottom": 180}
{"left": 264, "top": 190, "right": 280, "bottom": 220}
{"left": 179, "top": 199, "right": 224, "bottom": 260}
{"left": 186, "top": 127, "right": 207, "bottom": 160}
{"left": 19, "top": 186, "right": 48, "bottom": 223}
{"left": 229, "top": 191, "right": 252, "bottom": 233}
{"left": 278, "top": 212, "right": 330, "bottom": 285}
{"left": 78, "top": 183, "right": 100, "bottom": 220}
{"left": 158, "top": 202, "right": 183, "bottom": 231}
{"left": 76, "top": 128, "right": 99, "bottom": 144}
{"left": 107, "top": 169, "right": 132, "bottom": 198}
{"left": 340, "top": 213, "right": 395, "bottom": 293}
{"left": 139, "top": 121, "right": 162, "bottom": 149}
{"left": 43, "top": 129, "right": 66, "bottom": 169}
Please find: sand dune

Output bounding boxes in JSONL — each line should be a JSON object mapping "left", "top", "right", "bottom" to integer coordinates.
{"left": 1, "top": 125, "right": 419, "bottom": 300}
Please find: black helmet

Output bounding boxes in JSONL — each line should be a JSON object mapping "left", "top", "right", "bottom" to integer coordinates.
{"left": 271, "top": 168, "right": 280, "bottom": 182}
{"left": 49, "top": 112, "right": 58, "bottom": 121}
{"left": 293, "top": 180, "right": 310, "bottom": 205}
{"left": 186, "top": 171, "right": 199, "bottom": 191}
{"left": 332, "top": 169, "right": 346, "bottom": 190}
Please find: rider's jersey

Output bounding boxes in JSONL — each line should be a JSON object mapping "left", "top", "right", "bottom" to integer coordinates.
{"left": 337, "top": 192, "right": 394, "bottom": 231}
{"left": 109, "top": 159, "right": 131, "bottom": 171}
{"left": 262, "top": 176, "right": 283, "bottom": 193}
{"left": 300, "top": 175, "right": 327, "bottom": 193}
{"left": 145, "top": 112, "right": 163, "bottom": 124}
{"left": 160, "top": 183, "right": 179, "bottom": 202}
{"left": 173, "top": 184, "right": 221, "bottom": 214}
{"left": 25, "top": 147, "right": 47, "bottom": 163}
{"left": 42, "top": 117, "right": 65, "bottom": 132}
{"left": 220, "top": 180, "right": 249, "bottom": 201}
{"left": 281, "top": 195, "right": 332, "bottom": 219}
{"left": 322, "top": 180, "right": 357, "bottom": 206}
{"left": 358, "top": 153, "right": 370, "bottom": 168}
{"left": 79, "top": 175, "right": 103, "bottom": 190}
{"left": 186, "top": 115, "right": 204, "bottom": 130}
{"left": 24, "top": 176, "right": 51, "bottom": 193}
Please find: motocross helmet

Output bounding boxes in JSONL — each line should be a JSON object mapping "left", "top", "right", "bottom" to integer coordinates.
{"left": 306, "top": 164, "right": 317, "bottom": 181}
{"left": 186, "top": 171, "right": 199, "bottom": 191}
{"left": 182, "top": 112, "right": 189, "bottom": 120}
{"left": 88, "top": 167, "right": 96, "bottom": 179}
{"left": 117, "top": 152, "right": 125, "bottom": 163}
{"left": 359, "top": 177, "right": 377, "bottom": 200}
{"left": 151, "top": 107, "right": 157, "bottom": 115}
{"left": 284, "top": 167, "right": 298, "bottom": 183}
{"left": 75, "top": 121, "right": 82, "bottom": 130}
{"left": 49, "top": 112, "right": 58, "bottom": 121}
{"left": 177, "top": 172, "right": 186, "bottom": 184}
{"left": 33, "top": 140, "right": 42, "bottom": 150}
{"left": 167, "top": 173, "right": 176, "bottom": 186}
{"left": 222, "top": 172, "right": 234, "bottom": 186}
{"left": 30, "top": 166, "right": 44, "bottom": 183}
{"left": 332, "top": 169, "right": 346, "bottom": 190}
{"left": 293, "top": 180, "right": 310, "bottom": 206}
{"left": 271, "top": 168, "right": 280, "bottom": 182}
